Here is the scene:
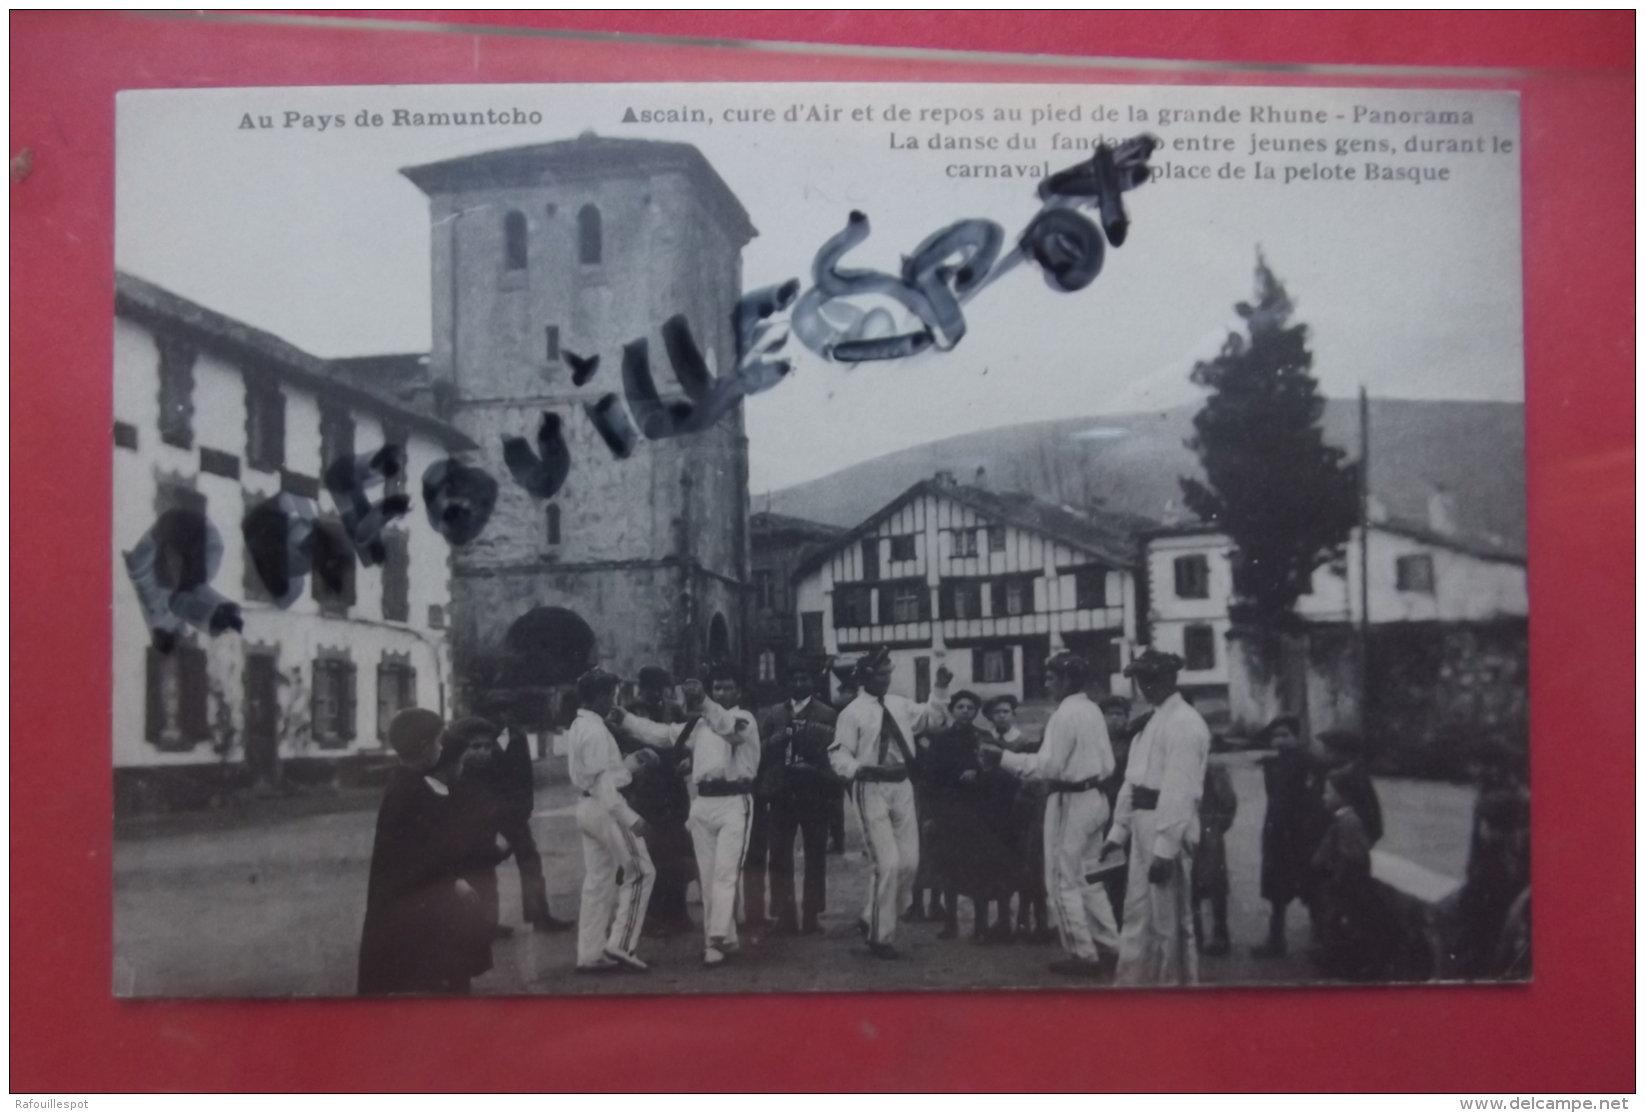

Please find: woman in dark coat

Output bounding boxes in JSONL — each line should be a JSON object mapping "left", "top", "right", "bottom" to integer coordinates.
{"left": 440, "top": 718, "right": 519, "bottom": 942}
{"left": 987, "top": 695, "right": 1048, "bottom": 942}
{"left": 923, "top": 692, "right": 1019, "bottom": 941}
{"left": 1254, "top": 716, "right": 1327, "bottom": 958}
{"left": 357, "top": 710, "right": 496, "bottom": 995}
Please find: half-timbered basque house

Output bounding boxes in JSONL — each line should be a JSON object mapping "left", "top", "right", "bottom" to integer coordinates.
{"left": 792, "top": 473, "right": 1152, "bottom": 703}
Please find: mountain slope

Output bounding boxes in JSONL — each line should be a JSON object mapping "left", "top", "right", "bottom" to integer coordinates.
{"left": 760, "top": 399, "right": 1525, "bottom": 555}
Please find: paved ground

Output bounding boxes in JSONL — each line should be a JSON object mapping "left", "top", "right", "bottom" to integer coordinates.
{"left": 112, "top": 752, "right": 1475, "bottom": 998}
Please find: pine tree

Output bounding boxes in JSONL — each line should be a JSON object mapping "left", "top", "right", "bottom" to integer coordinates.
{"left": 1181, "top": 256, "right": 1360, "bottom": 631}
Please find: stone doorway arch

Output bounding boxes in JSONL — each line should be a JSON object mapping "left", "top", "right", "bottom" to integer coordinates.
{"left": 707, "top": 612, "right": 730, "bottom": 664}
{"left": 490, "top": 606, "right": 597, "bottom": 729}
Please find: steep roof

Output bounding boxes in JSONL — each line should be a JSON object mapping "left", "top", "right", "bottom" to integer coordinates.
{"left": 794, "top": 478, "right": 1154, "bottom": 581}
{"left": 751, "top": 510, "right": 845, "bottom": 543}
{"left": 326, "top": 353, "right": 436, "bottom": 416}
{"left": 400, "top": 134, "right": 757, "bottom": 245}
{"left": 114, "top": 272, "right": 474, "bottom": 451}
{"left": 1143, "top": 517, "right": 1525, "bottom": 566}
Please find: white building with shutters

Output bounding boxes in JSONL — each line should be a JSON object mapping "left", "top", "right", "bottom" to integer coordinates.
{"left": 1145, "top": 518, "right": 1528, "bottom": 692}
{"left": 791, "top": 474, "right": 1152, "bottom": 704}
{"left": 112, "top": 273, "right": 471, "bottom": 795}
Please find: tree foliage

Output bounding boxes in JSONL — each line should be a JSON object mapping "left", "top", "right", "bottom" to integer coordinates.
{"left": 1181, "top": 257, "right": 1360, "bottom": 630}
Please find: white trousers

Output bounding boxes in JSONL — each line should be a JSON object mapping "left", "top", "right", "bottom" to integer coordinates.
{"left": 1115, "top": 806, "right": 1198, "bottom": 986}
{"left": 1044, "top": 788, "right": 1122, "bottom": 961}
{"left": 855, "top": 779, "right": 919, "bottom": 945}
{"left": 689, "top": 794, "right": 752, "bottom": 947}
{"left": 575, "top": 797, "right": 654, "bottom": 966}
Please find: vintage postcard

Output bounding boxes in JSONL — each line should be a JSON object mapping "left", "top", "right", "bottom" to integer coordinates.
{"left": 113, "top": 81, "right": 1528, "bottom": 996}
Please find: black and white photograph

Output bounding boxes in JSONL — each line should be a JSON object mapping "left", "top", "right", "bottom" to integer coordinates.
{"left": 112, "top": 80, "right": 1530, "bottom": 997}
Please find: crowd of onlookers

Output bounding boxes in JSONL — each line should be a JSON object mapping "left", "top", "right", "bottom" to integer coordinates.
{"left": 354, "top": 657, "right": 1530, "bottom": 994}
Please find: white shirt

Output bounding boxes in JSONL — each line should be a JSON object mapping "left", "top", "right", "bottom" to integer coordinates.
{"left": 829, "top": 687, "right": 949, "bottom": 780}
{"left": 619, "top": 698, "right": 759, "bottom": 786}
{"left": 993, "top": 726, "right": 1028, "bottom": 750}
{"left": 565, "top": 708, "right": 641, "bottom": 828}
{"left": 1001, "top": 692, "right": 1115, "bottom": 784}
{"left": 1110, "top": 691, "right": 1211, "bottom": 861}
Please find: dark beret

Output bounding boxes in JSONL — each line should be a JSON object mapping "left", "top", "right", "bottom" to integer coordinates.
{"left": 443, "top": 716, "right": 499, "bottom": 745}
{"left": 706, "top": 661, "right": 743, "bottom": 687}
{"left": 637, "top": 665, "right": 674, "bottom": 690}
{"left": 1123, "top": 649, "right": 1185, "bottom": 678}
{"left": 576, "top": 668, "right": 622, "bottom": 703}
{"left": 853, "top": 645, "right": 893, "bottom": 678}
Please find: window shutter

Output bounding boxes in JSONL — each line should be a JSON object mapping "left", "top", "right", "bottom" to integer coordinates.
{"left": 990, "top": 580, "right": 1006, "bottom": 616}
{"left": 938, "top": 583, "right": 954, "bottom": 619}
{"left": 145, "top": 647, "right": 164, "bottom": 743}
{"left": 310, "top": 661, "right": 327, "bottom": 743}
{"left": 180, "top": 645, "right": 211, "bottom": 744}
{"left": 270, "top": 387, "right": 286, "bottom": 470}
{"left": 343, "top": 662, "right": 358, "bottom": 742}
{"left": 343, "top": 547, "right": 358, "bottom": 609}
{"left": 972, "top": 648, "right": 985, "bottom": 678}
{"left": 376, "top": 665, "right": 392, "bottom": 743}
{"left": 875, "top": 586, "right": 892, "bottom": 625}
{"left": 918, "top": 586, "right": 932, "bottom": 621}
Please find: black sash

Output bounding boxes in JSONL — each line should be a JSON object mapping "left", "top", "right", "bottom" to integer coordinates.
{"left": 878, "top": 704, "right": 915, "bottom": 769}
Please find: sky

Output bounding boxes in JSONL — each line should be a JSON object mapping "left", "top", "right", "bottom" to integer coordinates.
{"left": 116, "top": 82, "right": 1525, "bottom": 493}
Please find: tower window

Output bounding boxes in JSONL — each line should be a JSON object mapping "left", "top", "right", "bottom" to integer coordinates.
{"left": 504, "top": 210, "right": 528, "bottom": 270}
{"left": 546, "top": 504, "right": 561, "bottom": 545}
{"left": 578, "top": 204, "right": 602, "bottom": 264}
{"left": 545, "top": 325, "right": 560, "bottom": 363}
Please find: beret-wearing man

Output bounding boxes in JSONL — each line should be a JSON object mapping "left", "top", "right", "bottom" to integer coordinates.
{"left": 611, "top": 662, "right": 760, "bottom": 968}
{"left": 828, "top": 645, "right": 951, "bottom": 959}
{"left": 1103, "top": 649, "right": 1212, "bottom": 986}
{"left": 980, "top": 652, "right": 1121, "bottom": 977}
{"left": 565, "top": 668, "right": 675, "bottom": 974}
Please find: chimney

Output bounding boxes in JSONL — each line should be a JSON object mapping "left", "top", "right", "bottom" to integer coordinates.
{"left": 973, "top": 465, "right": 989, "bottom": 490}
{"left": 933, "top": 469, "right": 957, "bottom": 487}
{"left": 1427, "top": 487, "right": 1458, "bottom": 536}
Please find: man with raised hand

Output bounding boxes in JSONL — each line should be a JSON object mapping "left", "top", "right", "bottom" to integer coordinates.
{"left": 828, "top": 646, "right": 951, "bottom": 960}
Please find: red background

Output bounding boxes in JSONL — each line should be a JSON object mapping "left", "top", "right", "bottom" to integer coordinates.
{"left": 10, "top": 11, "right": 1635, "bottom": 1093}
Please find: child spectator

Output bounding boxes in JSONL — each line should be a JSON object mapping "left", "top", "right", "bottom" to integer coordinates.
{"left": 1192, "top": 748, "right": 1237, "bottom": 955}
{"left": 1311, "top": 767, "right": 1380, "bottom": 981}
